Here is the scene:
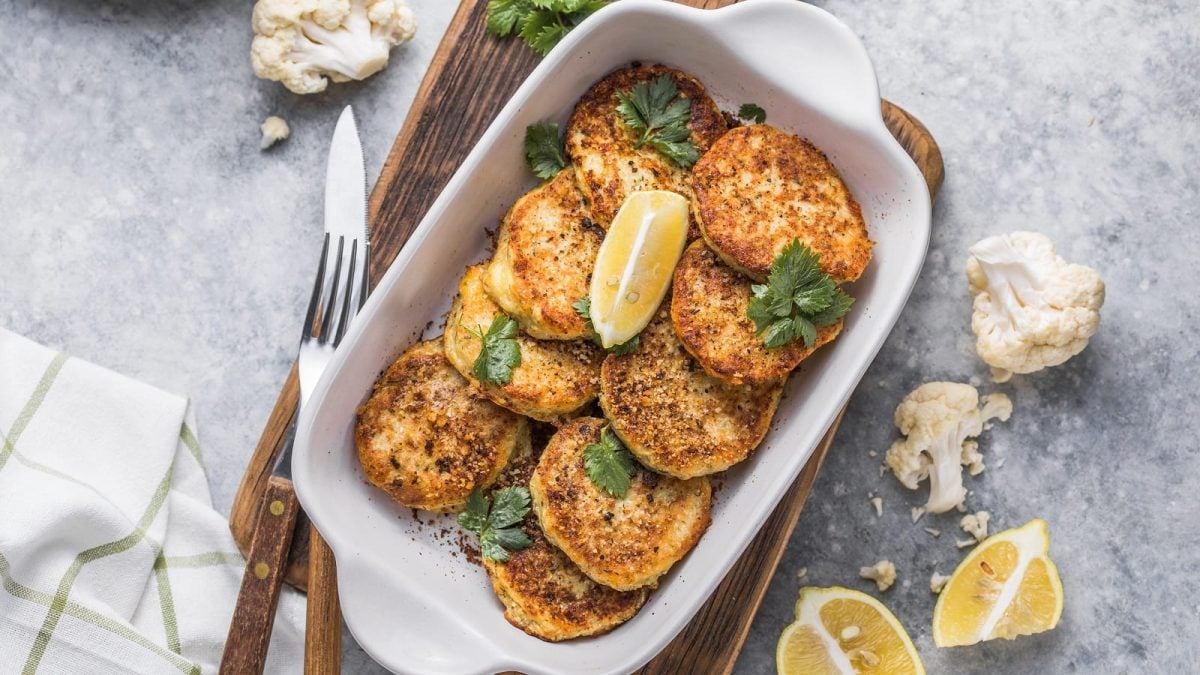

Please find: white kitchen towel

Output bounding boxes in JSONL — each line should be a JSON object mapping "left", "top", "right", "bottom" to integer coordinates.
{"left": 0, "top": 328, "right": 305, "bottom": 674}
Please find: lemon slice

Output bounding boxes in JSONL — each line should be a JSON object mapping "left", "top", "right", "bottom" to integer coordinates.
{"left": 933, "top": 518, "right": 1063, "bottom": 647}
{"left": 777, "top": 586, "right": 925, "bottom": 675}
{"left": 589, "top": 190, "right": 689, "bottom": 347}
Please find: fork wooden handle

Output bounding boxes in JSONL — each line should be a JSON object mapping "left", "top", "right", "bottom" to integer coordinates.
{"left": 220, "top": 476, "right": 301, "bottom": 675}
{"left": 305, "top": 524, "right": 342, "bottom": 674}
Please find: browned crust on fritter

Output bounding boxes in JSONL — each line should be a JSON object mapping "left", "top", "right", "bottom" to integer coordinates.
{"left": 671, "top": 240, "right": 843, "bottom": 385}
{"left": 354, "top": 339, "right": 527, "bottom": 512}
{"left": 484, "top": 169, "right": 602, "bottom": 340}
{"left": 599, "top": 305, "right": 784, "bottom": 478}
{"left": 528, "top": 417, "right": 711, "bottom": 591}
{"left": 692, "top": 124, "right": 873, "bottom": 282}
{"left": 444, "top": 265, "right": 603, "bottom": 423}
{"left": 565, "top": 64, "right": 728, "bottom": 238}
{"left": 483, "top": 432, "right": 648, "bottom": 641}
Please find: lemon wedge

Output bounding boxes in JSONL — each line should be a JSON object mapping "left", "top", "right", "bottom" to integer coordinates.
{"left": 588, "top": 190, "right": 689, "bottom": 347}
{"left": 778, "top": 586, "right": 925, "bottom": 675}
{"left": 933, "top": 518, "right": 1063, "bottom": 647}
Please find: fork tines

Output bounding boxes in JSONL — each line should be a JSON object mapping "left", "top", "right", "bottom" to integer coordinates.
{"left": 303, "top": 233, "right": 365, "bottom": 348}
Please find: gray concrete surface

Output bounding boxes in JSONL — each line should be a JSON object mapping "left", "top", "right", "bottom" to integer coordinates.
{"left": 3, "top": 1, "right": 1197, "bottom": 672}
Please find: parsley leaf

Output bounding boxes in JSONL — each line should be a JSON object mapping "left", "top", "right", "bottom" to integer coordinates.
{"left": 468, "top": 315, "right": 522, "bottom": 385}
{"left": 489, "top": 486, "right": 530, "bottom": 528}
{"left": 583, "top": 426, "right": 637, "bottom": 498}
{"left": 737, "top": 103, "right": 767, "bottom": 124}
{"left": 747, "top": 239, "right": 854, "bottom": 349}
{"left": 486, "top": 0, "right": 528, "bottom": 36}
{"left": 615, "top": 75, "right": 701, "bottom": 168}
{"left": 572, "top": 296, "right": 640, "bottom": 355}
{"left": 523, "top": 122, "right": 568, "bottom": 179}
{"left": 457, "top": 486, "right": 534, "bottom": 562}
{"left": 457, "top": 490, "right": 490, "bottom": 533}
{"left": 486, "top": 0, "right": 608, "bottom": 56}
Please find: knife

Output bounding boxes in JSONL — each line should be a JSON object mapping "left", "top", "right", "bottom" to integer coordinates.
{"left": 221, "top": 106, "right": 368, "bottom": 675}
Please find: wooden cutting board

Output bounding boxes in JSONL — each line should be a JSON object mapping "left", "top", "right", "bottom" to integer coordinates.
{"left": 228, "top": 0, "right": 943, "bottom": 671}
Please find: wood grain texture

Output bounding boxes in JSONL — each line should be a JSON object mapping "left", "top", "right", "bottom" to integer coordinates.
{"left": 228, "top": 366, "right": 310, "bottom": 589}
{"left": 226, "top": 0, "right": 944, "bottom": 670}
{"left": 883, "top": 100, "right": 945, "bottom": 198}
{"left": 305, "top": 526, "right": 342, "bottom": 675}
{"left": 221, "top": 476, "right": 302, "bottom": 675}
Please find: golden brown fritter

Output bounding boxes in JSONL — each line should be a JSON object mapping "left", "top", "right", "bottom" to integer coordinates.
{"left": 528, "top": 417, "right": 711, "bottom": 591}
{"left": 692, "top": 124, "right": 873, "bottom": 283}
{"left": 483, "top": 433, "right": 648, "bottom": 641}
{"left": 355, "top": 339, "right": 528, "bottom": 512}
{"left": 565, "top": 64, "right": 728, "bottom": 237}
{"left": 671, "top": 240, "right": 843, "bottom": 385}
{"left": 444, "top": 265, "right": 604, "bottom": 423}
{"left": 484, "top": 169, "right": 603, "bottom": 341}
{"left": 599, "top": 305, "right": 783, "bottom": 478}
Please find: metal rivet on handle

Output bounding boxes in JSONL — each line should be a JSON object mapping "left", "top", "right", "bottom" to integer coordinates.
{"left": 254, "top": 562, "right": 270, "bottom": 579}
{"left": 269, "top": 500, "right": 284, "bottom": 516}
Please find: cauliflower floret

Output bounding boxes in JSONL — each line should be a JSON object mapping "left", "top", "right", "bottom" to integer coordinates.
{"left": 260, "top": 115, "right": 291, "bottom": 149}
{"left": 930, "top": 571, "right": 950, "bottom": 594}
{"left": 960, "top": 511, "right": 990, "bottom": 542}
{"left": 967, "top": 231, "right": 1105, "bottom": 383}
{"left": 859, "top": 560, "right": 897, "bottom": 592}
{"left": 884, "top": 383, "right": 1012, "bottom": 514}
{"left": 251, "top": 0, "right": 417, "bottom": 95}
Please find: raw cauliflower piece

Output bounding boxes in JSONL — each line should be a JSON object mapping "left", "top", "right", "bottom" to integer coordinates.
{"left": 930, "top": 571, "right": 951, "bottom": 594}
{"left": 859, "top": 560, "right": 897, "bottom": 592}
{"left": 884, "top": 382, "right": 1012, "bottom": 514}
{"left": 967, "top": 231, "right": 1105, "bottom": 383}
{"left": 260, "top": 115, "right": 291, "bottom": 149}
{"left": 960, "top": 511, "right": 990, "bottom": 542}
{"left": 251, "top": 0, "right": 417, "bottom": 95}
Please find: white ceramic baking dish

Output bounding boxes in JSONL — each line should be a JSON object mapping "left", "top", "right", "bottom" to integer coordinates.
{"left": 292, "top": 1, "right": 931, "bottom": 672}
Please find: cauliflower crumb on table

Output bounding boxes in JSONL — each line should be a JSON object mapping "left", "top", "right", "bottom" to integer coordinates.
{"left": 930, "top": 571, "right": 950, "bottom": 594}
{"left": 859, "top": 559, "right": 897, "bottom": 592}
{"left": 259, "top": 115, "right": 290, "bottom": 149}
{"left": 960, "top": 511, "right": 991, "bottom": 542}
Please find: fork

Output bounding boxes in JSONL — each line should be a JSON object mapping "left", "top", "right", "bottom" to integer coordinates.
{"left": 221, "top": 232, "right": 368, "bottom": 675}
{"left": 299, "top": 232, "right": 369, "bottom": 406}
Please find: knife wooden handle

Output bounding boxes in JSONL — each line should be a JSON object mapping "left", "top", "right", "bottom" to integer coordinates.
{"left": 221, "top": 476, "right": 301, "bottom": 675}
{"left": 305, "top": 524, "right": 342, "bottom": 674}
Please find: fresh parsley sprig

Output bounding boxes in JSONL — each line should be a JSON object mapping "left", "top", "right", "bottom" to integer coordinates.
{"left": 572, "top": 296, "right": 639, "bottom": 355}
{"left": 468, "top": 315, "right": 522, "bottom": 384}
{"left": 615, "top": 75, "right": 701, "bottom": 168}
{"left": 583, "top": 426, "right": 637, "bottom": 498}
{"left": 747, "top": 239, "right": 854, "bottom": 349}
{"left": 737, "top": 103, "right": 767, "bottom": 124}
{"left": 524, "top": 122, "right": 568, "bottom": 179}
{"left": 457, "top": 487, "right": 533, "bottom": 562}
{"left": 487, "top": 0, "right": 609, "bottom": 56}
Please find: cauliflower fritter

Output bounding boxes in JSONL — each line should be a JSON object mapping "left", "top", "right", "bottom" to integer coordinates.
{"left": 692, "top": 124, "right": 872, "bottom": 282}
{"left": 529, "top": 417, "right": 711, "bottom": 591}
{"left": 600, "top": 304, "right": 784, "bottom": 478}
{"left": 565, "top": 64, "right": 727, "bottom": 236}
{"left": 485, "top": 169, "right": 603, "bottom": 341}
{"left": 444, "top": 265, "right": 603, "bottom": 423}
{"left": 355, "top": 338, "right": 527, "bottom": 512}
{"left": 671, "top": 240, "right": 843, "bottom": 385}
{"left": 483, "top": 434, "right": 648, "bottom": 641}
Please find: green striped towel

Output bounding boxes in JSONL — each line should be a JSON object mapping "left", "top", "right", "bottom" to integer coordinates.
{"left": 0, "top": 328, "right": 304, "bottom": 674}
